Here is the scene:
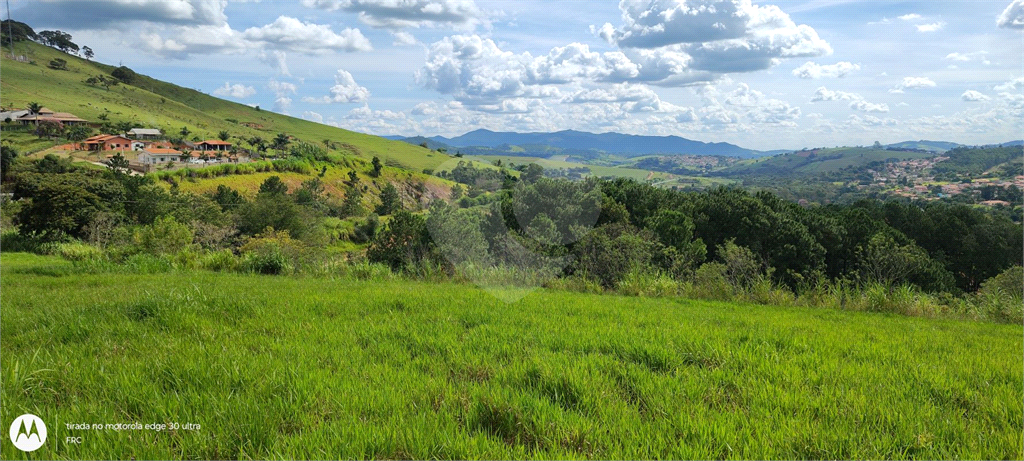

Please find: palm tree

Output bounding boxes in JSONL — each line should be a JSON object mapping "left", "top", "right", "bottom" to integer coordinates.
{"left": 272, "top": 132, "right": 290, "bottom": 156}
{"left": 27, "top": 102, "right": 41, "bottom": 115}
{"left": 218, "top": 130, "right": 230, "bottom": 142}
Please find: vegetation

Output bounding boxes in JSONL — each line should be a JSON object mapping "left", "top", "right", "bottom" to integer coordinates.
{"left": 1, "top": 252, "right": 1021, "bottom": 459}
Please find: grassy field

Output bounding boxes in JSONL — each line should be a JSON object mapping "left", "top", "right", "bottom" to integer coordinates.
{"left": 724, "top": 147, "right": 935, "bottom": 176}
{"left": 1, "top": 253, "right": 1020, "bottom": 459}
{"left": 0, "top": 42, "right": 445, "bottom": 172}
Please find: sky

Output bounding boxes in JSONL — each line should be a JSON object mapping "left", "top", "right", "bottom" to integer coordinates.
{"left": 10, "top": 0, "right": 1024, "bottom": 150}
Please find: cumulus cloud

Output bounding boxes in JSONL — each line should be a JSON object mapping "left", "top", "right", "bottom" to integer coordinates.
{"left": 961, "top": 90, "right": 991, "bottom": 101}
{"left": 898, "top": 13, "right": 922, "bottom": 20}
{"left": 810, "top": 87, "right": 889, "bottom": 112}
{"left": 16, "top": 0, "right": 228, "bottom": 29}
{"left": 303, "top": 111, "right": 325, "bottom": 123}
{"left": 916, "top": 22, "right": 945, "bottom": 32}
{"left": 392, "top": 31, "right": 418, "bottom": 46}
{"left": 302, "top": 70, "right": 371, "bottom": 104}
{"left": 944, "top": 51, "right": 990, "bottom": 64}
{"left": 140, "top": 24, "right": 246, "bottom": 59}
{"left": 890, "top": 76, "right": 937, "bottom": 93}
{"left": 998, "top": 0, "right": 1024, "bottom": 29}
{"left": 811, "top": 86, "right": 860, "bottom": 102}
{"left": 258, "top": 50, "right": 290, "bottom": 75}
{"left": 213, "top": 82, "right": 256, "bottom": 98}
{"left": 268, "top": 79, "right": 298, "bottom": 113}
{"left": 995, "top": 76, "right": 1024, "bottom": 92}
{"left": 792, "top": 61, "right": 860, "bottom": 79}
{"left": 242, "top": 16, "right": 372, "bottom": 54}
{"left": 301, "top": 0, "right": 486, "bottom": 30}
{"left": 593, "top": 0, "right": 831, "bottom": 75}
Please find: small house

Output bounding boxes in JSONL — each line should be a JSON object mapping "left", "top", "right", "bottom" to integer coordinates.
{"left": 197, "top": 140, "right": 232, "bottom": 151}
{"left": 83, "top": 134, "right": 132, "bottom": 151}
{"left": 128, "top": 128, "right": 162, "bottom": 139}
{"left": 138, "top": 147, "right": 183, "bottom": 165}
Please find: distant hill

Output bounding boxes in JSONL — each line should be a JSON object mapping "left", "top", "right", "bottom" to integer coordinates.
{"left": 886, "top": 140, "right": 962, "bottom": 152}
{"left": 393, "top": 129, "right": 768, "bottom": 158}
{"left": 718, "top": 146, "right": 936, "bottom": 177}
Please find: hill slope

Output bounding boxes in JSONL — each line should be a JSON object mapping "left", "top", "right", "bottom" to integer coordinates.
{"left": 0, "top": 41, "right": 444, "bottom": 172}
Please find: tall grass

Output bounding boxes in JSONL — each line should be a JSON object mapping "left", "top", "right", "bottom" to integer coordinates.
{"left": 1, "top": 252, "right": 1020, "bottom": 459}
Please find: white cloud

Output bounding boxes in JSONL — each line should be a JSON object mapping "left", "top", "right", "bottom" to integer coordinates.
{"left": 998, "top": 0, "right": 1024, "bottom": 29}
{"left": 898, "top": 13, "right": 922, "bottom": 21}
{"left": 268, "top": 79, "right": 298, "bottom": 113}
{"left": 301, "top": 0, "right": 486, "bottom": 30}
{"left": 944, "top": 51, "right": 989, "bottom": 63}
{"left": 792, "top": 61, "right": 860, "bottom": 79}
{"left": 811, "top": 86, "right": 888, "bottom": 112}
{"left": 849, "top": 100, "right": 890, "bottom": 113}
{"left": 212, "top": 82, "right": 256, "bottom": 98}
{"left": 593, "top": 0, "right": 831, "bottom": 75}
{"left": 258, "top": 50, "right": 290, "bottom": 75}
{"left": 995, "top": 76, "right": 1024, "bottom": 92}
{"left": 17, "top": 0, "right": 229, "bottom": 29}
{"left": 811, "top": 86, "right": 860, "bottom": 102}
{"left": 242, "top": 16, "right": 372, "bottom": 54}
{"left": 411, "top": 102, "right": 437, "bottom": 115}
{"left": 961, "top": 90, "right": 991, "bottom": 101}
{"left": 392, "top": 31, "right": 417, "bottom": 46}
{"left": 890, "top": 76, "right": 937, "bottom": 93}
{"left": 302, "top": 69, "right": 371, "bottom": 103}
{"left": 140, "top": 24, "right": 246, "bottom": 59}
{"left": 303, "top": 111, "right": 325, "bottom": 123}
{"left": 916, "top": 22, "right": 945, "bottom": 32}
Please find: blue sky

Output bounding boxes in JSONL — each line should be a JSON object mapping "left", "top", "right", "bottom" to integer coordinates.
{"left": 12, "top": 0, "right": 1024, "bottom": 150}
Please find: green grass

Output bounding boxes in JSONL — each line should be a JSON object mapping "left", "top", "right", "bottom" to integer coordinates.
{"left": 2, "top": 252, "right": 1021, "bottom": 459}
{"left": 725, "top": 147, "right": 935, "bottom": 176}
{"left": 0, "top": 41, "right": 445, "bottom": 172}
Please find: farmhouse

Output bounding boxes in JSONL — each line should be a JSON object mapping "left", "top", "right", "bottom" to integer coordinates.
{"left": 0, "top": 110, "right": 28, "bottom": 123}
{"left": 197, "top": 140, "right": 232, "bottom": 151}
{"left": 83, "top": 134, "right": 132, "bottom": 151}
{"left": 17, "top": 109, "right": 88, "bottom": 126}
{"left": 128, "top": 128, "right": 162, "bottom": 139}
{"left": 138, "top": 147, "right": 183, "bottom": 164}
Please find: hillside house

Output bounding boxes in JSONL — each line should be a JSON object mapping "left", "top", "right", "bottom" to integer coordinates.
{"left": 0, "top": 110, "right": 28, "bottom": 123}
{"left": 138, "top": 148, "right": 183, "bottom": 164}
{"left": 83, "top": 134, "right": 132, "bottom": 151}
{"left": 197, "top": 140, "right": 232, "bottom": 151}
{"left": 128, "top": 128, "right": 162, "bottom": 139}
{"left": 17, "top": 107, "right": 87, "bottom": 126}
{"left": 132, "top": 141, "right": 147, "bottom": 151}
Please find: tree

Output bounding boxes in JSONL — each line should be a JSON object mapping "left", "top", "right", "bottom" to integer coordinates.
{"left": 180, "top": 126, "right": 191, "bottom": 138}
{"left": 111, "top": 66, "right": 137, "bottom": 84}
{"left": 258, "top": 176, "right": 288, "bottom": 196}
{"left": 247, "top": 136, "right": 266, "bottom": 155}
{"left": 82, "top": 46, "right": 93, "bottom": 60}
{"left": 115, "top": 121, "right": 135, "bottom": 135}
{"left": 35, "top": 119, "right": 64, "bottom": 139}
{"left": 520, "top": 163, "right": 544, "bottom": 183}
{"left": 347, "top": 169, "right": 359, "bottom": 184}
{"left": 218, "top": 130, "right": 230, "bottom": 142}
{"left": 0, "top": 19, "right": 37, "bottom": 43}
{"left": 27, "top": 102, "right": 41, "bottom": 115}
{"left": 367, "top": 210, "right": 436, "bottom": 272}
{"left": 375, "top": 183, "right": 401, "bottom": 215}
{"left": 272, "top": 133, "right": 290, "bottom": 155}
{"left": 47, "top": 58, "right": 67, "bottom": 70}
{"left": 65, "top": 125, "right": 92, "bottom": 148}
{"left": 335, "top": 185, "right": 363, "bottom": 218}
{"left": 38, "top": 30, "right": 78, "bottom": 54}
{"left": 1, "top": 145, "right": 18, "bottom": 181}
{"left": 371, "top": 156, "right": 383, "bottom": 177}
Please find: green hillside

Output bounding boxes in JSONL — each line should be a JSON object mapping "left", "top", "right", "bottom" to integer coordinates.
{"left": 2, "top": 253, "right": 1020, "bottom": 459}
{"left": 0, "top": 41, "right": 444, "bottom": 172}
{"left": 722, "top": 147, "right": 935, "bottom": 177}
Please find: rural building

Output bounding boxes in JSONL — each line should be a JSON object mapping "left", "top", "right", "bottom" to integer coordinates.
{"left": 138, "top": 147, "right": 183, "bottom": 164}
{"left": 0, "top": 110, "right": 28, "bottom": 123}
{"left": 83, "top": 134, "right": 132, "bottom": 151}
{"left": 17, "top": 110, "right": 88, "bottom": 126}
{"left": 197, "top": 140, "right": 232, "bottom": 151}
{"left": 132, "top": 141, "right": 147, "bottom": 151}
{"left": 128, "top": 128, "right": 162, "bottom": 139}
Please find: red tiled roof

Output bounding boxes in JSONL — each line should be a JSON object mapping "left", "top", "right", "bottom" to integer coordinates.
{"left": 200, "top": 140, "right": 232, "bottom": 145}
{"left": 144, "top": 148, "right": 182, "bottom": 155}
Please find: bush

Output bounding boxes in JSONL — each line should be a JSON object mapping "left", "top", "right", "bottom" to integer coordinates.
{"left": 242, "top": 246, "right": 289, "bottom": 275}
{"left": 976, "top": 266, "right": 1023, "bottom": 323}
{"left": 201, "top": 249, "right": 239, "bottom": 272}
{"left": 135, "top": 216, "right": 193, "bottom": 255}
{"left": 52, "top": 241, "right": 103, "bottom": 262}
{"left": 239, "top": 228, "right": 304, "bottom": 275}
{"left": 685, "top": 262, "right": 732, "bottom": 301}
{"left": 616, "top": 269, "right": 679, "bottom": 297}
